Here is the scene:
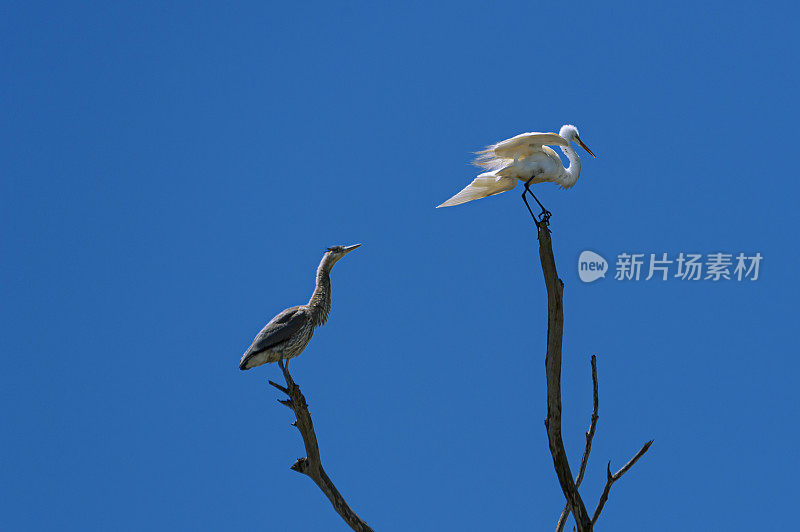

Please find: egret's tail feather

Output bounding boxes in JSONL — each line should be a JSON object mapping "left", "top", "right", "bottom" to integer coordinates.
{"left": 436, "top": 173, "right": 517, "bottom": 208}
{"left": 473, "top": 149, "right": 512, "bottom": 171}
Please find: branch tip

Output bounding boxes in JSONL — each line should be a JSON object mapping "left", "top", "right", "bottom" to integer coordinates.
{"left": 290, "top": 457, "right": 309, "bottom": 474}
{"left": 268, "top": 380, "right": 288, "bottom": 394}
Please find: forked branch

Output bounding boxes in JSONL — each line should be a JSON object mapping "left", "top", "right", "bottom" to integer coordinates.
{"left": 537, "top": 221, "right": 593, "bottom": 531}
{"left": 591, "top": 440, "right": 654, "bottom": 527}
{"left": 535, "top": 220, "right": 652, "bottom": 531}
{"left": 555, "top": 355, "right": 599, "bottom": 532}
{"left": 268, "top": 359, "right": 373, "bottom": 532}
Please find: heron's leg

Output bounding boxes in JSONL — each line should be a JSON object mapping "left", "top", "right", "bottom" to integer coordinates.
{"left": 278, "top": 354, "right": 295, "bottom": 390}
{"left": 268, "top": 354, "right": 297, "bottom": 406}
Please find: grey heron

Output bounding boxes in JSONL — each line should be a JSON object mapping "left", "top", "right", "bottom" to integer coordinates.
{"left": 239, "top": 244, "right": 361, "bottom": 371}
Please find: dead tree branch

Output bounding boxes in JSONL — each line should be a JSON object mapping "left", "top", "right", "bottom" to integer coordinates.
{"left": 535, "top": 220, "right": 653, "bottom": 531}
{"left": 268, "top": 359, "right": 374, "bottom": 532}
{"left": 555, "top": 355, "right": 599, "bottom": 532}
{"left": 537, "top": 222, "right": 593, "bottom": 531}
{"left": 591, "top": 440, "right": 654, "bottom": 527}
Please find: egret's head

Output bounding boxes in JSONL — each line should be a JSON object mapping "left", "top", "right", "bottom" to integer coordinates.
{"left": 559, "top": 124, "right": 595, "bottom": 158}
{"left": 322, "top": 243, "right": 361, "bottom": 267}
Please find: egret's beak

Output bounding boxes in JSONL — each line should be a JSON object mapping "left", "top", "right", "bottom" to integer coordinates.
{"left": 342, "top": 244, "right": 362, "bottom": 255}
{"left": 575, "top": 136, "right": 596, "bottom": 158}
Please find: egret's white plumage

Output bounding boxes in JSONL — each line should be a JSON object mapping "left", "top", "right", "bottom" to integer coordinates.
{"left": 437, "top": 124, "right": 595, "bottom": 208}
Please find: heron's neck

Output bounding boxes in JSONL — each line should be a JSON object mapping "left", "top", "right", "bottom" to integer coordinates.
{"left": 308, "top": 263, "right": 332, "bottom": 326}
{"left": 558, "top": 144, "right": 581, "bottom": 187}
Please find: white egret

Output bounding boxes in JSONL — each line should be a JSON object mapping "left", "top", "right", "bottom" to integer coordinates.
{"left": 436, "top": 124, "right": 595, "bottom": 223}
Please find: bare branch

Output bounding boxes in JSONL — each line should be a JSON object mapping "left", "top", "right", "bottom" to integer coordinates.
{"left": 556, "top": 355, "right": 599, "bottom": 532}
{"left": 271, "top": 358, "right": 374, "bottom": 532}
{"left": 268, "top": 380, "right": 288, "bottom": 394}
{"left": 591, "top": 440, "right": 654, "bottom": 526}
{"left": 535, "top": 215, "right": 653, "bottom": 530}
{"left": 537, "top": 222, "right": 593, "bottom": 532}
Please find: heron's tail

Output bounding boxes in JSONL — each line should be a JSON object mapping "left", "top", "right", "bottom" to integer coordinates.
{"left": 436, "top": 172, "right": 517, "bottom": 208}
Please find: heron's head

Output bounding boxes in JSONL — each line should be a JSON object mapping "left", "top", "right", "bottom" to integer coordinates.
{"left": 559, "top": 124, "right": 596, "bottom": 158}
{"left": 322, "top": 244, "right": 361, "bottom": 267}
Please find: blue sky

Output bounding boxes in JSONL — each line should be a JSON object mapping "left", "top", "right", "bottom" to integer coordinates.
{"left": 2, "top": 1, "right": 798, "bottom": 530}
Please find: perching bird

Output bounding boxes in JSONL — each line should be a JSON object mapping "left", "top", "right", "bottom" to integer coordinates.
{"left": 238, "top": 244, "right": 361, "bottom": 371}
{"left": 436, "top": 124, "right": 595, "bottom": 214}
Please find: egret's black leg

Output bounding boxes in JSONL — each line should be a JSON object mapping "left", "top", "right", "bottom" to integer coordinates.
{"left": 521, "top": 184, "right": 540, "bottom": 227}
{"left": 522, "top": 176, "right": 551, "bottom": 226}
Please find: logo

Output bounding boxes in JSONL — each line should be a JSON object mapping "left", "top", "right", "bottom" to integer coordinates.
{"left": 578, "top": 250, "right": 608, "bottom": 283}
{"left": 576, "top": 250, "right": 762, "bottom": 283}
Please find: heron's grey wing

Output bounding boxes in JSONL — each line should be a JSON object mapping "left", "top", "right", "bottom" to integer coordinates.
{"left": 241, "top": 306, "right": 308, "bottom": 360}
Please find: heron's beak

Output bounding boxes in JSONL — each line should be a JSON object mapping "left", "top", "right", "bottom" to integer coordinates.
{"left": 575, "top": 136, "right": 596, "bottom": 158}
{"left": 342, "top": 244, "right": 362, "bottom": 255}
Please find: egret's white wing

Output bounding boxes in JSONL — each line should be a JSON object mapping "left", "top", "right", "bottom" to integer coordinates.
{"left": 480, "top": 132, "right": 568, "bottom": 162}
{"left": 436, "top": 173, "right": 517, "bottom": 208}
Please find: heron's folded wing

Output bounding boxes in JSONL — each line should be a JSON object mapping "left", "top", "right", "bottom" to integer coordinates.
{"left": 243, "top": 306, "right": 308, "bottom": 357}
{"left": 490, "top": 132, "right": 568, "bottom": 159}
{"left": 436, "top": 174, "right": 517, "bottom": 208}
